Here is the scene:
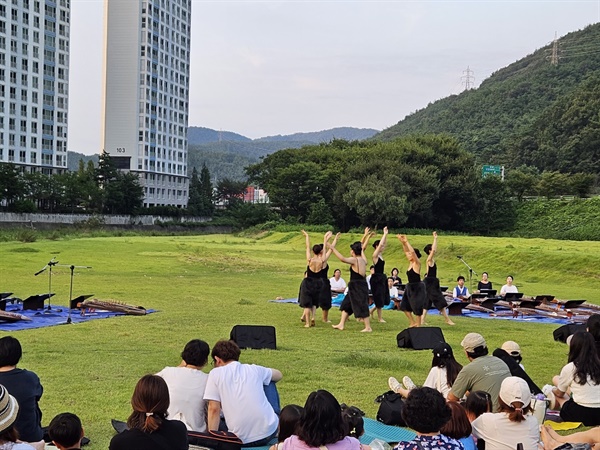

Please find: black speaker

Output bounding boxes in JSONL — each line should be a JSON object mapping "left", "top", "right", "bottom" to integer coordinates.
{"left": 553, "top": 323, "right": 586, "bottom": 343}
{"left": 230, "top": 325, "right": 276, "bottom": 350}
{"left": 397, "top": 327, "right": 445, "bottom": 350}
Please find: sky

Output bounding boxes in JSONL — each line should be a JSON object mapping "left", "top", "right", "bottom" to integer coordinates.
{"left": 69, "top": 0, "right": 599, "bottom": 155}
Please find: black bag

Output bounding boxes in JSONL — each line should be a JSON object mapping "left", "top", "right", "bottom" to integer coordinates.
{"left": 375, "top": 391, "right": 406, "bottom": 426}
{"left": 188, "top": 430, "right": 243, "bottom": 450}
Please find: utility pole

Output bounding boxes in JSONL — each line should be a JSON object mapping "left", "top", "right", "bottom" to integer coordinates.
{"left": 462, "top": 66, "right": 475, "bottom": 91}
{"left": 550, "top": 31, "right": 559, "bottom": 66}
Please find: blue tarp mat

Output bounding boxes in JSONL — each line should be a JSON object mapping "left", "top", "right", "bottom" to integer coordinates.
{"left": 0, "top": 304, "right": 155, "bottom": 331}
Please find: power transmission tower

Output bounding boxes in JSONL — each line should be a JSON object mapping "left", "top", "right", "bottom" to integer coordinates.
{"left": 461, "top": 66, "right": 475, "bottom": 91}
{"left": 550, "top": 31, "right": 560, "bottom": 66}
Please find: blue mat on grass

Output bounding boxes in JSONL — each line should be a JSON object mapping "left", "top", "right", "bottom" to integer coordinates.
{"left": 244, "top": 418, "right": 416, "bottom": 450}
{"left": 0, "top": 304, "right": 155, "bottom": 331}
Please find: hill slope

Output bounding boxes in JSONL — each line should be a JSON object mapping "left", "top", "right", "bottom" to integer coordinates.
{"left": 376, "top": 23, "right": 600, "bottom": 171}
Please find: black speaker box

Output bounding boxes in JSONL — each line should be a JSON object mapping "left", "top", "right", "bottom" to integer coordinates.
{"left": 397, "top": 327, "right": 445, "bottom": 350}
{"left": 230, "top": 325, "right": 276, "bottom": 350}
{"left": 553, "top": 323, "right": 586, "bottom": 343}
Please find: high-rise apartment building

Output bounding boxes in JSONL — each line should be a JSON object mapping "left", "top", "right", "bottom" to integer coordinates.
{"left": 0, "top": 0, "right": 70, "bottom": 174}
{"left": 102, "top": 0, "right": 191, "bottom": 208}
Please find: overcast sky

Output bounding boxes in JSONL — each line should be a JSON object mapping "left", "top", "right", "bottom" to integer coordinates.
{"left": 69, "top": 0, "right": 599, "bottom": 155}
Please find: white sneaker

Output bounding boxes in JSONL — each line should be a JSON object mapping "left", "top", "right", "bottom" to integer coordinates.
{"left": 542, "top": 384, "right": 557, "bottom": 410}
{"left": 388, "top": 377, "right": 402, "bottom": 393}
{"left": 403, "top": 376, "right": 416, "bottom": 391}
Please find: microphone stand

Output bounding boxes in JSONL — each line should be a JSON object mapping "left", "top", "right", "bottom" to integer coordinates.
{"left": 34, "top": 257, "right": 58, "bottom": 311}
{"left": 66, "top": 264, "right": 92, "bottom": 324}
{"left": 457, "top": 256, "right": 477, "bottom": 293}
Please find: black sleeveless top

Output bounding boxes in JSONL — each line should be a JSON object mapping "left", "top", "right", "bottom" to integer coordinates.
{"left": 350, "top": 266, "right": 364, "bottom": 280}
{"left": 426, "top": 263, "right": 437, "bottom": 278}
{"left": 306, "top": 266, "right": 320, "bottom": 278}
{"left": 406, "top": 267, "right": 420, "bottom": 283}
{"left": 319, "top": 265, "right": 329, "bottom": 279}
{"left": 478, "top": 281, "right": 492, "bottom": 290}
{"left": 374, "top": 258, "right": 385, "bottom": 274}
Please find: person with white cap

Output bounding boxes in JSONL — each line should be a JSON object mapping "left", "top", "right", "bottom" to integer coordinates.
{"left": 0, "top": 384, "right": 43, "bottom": 450}
{"left": 447, "top": 333, "right": 511, "bottom": 411}
{"left": 471, "top": 376, "right": 540, "bottom": 450}
{"left": 493, "top": 341, "right": 543, "bottom": 396}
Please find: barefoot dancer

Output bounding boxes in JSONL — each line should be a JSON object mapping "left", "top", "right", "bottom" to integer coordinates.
{"left": 423, "top": 231, "right": 455, "bottom": 325}
{"left": 397, "top": 234, "right": 426, "bottom": 327}
{"left": 298, "top": 230, "right": 326, "bottom": 328}
{"left": 370, "top": 227, "right": 390, "bottom": 323}
{"left": 318, "top": 232, "right": 338, "bottom": 323}
{"left": 330, "top": 237, "right": 372, "bottom": 333}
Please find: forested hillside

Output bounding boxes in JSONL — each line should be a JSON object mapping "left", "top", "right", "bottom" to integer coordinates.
{"left": 376, "top": 23, "right": 600, "bottom": 173}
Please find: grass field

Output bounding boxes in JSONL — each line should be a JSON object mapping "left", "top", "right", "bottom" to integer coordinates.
{"left": 1, "top": 230, "right": 599, "bottom": 449}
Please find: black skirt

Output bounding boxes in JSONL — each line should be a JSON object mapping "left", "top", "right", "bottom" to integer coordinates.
{"left": 340, "top": 279, "right": 370, "bottom": 319}
{"left": 370, "top": 273, "right": 390, "bottom": 308}
{"left": 298, "top": 278, "right": 323, "bottom": 308}
{"left": 424, "top": 276, "right": 448, "bottom": 311}
{"left": 400, "top": 281, "right": 427, "bottom": 316}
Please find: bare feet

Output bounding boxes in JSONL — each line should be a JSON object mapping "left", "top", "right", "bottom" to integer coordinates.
{"left": 541, "top": 425, "right": 564, "bottom": 450}
{"left": 361, "top": 328, "right": 373, "bottom": 332}
{"left": 311, "top": 319, "right": 315, "bottom": 327}
{"left": 379, "top": 319, "right": 386, "bottom": 323}
{"left": 304, "top": 323, "right": 311, "bottom": 328}
{"left": 332, "top": 324, "right": 344, "bottom": 330}
{"left": 446, "top": 319, "right": 455, "bottom": 325}
{"left": 322, "top": 319, "right": 331, "bottom": 323}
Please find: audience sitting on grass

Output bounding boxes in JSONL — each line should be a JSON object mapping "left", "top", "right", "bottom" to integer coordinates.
{"left": 545, "top": 331, "right": 600, "bottom": 426}
{"left": 341, "top": 404, "right": 366, "bottom": 440}
{"left": 47, "top": 413, "right": 84, "bottom": 450}
{"left": 587, "top": 314, "right": 600, "bottom": 357}
{"left": 0, "top": 336, "right": 44, "bottom": 443}
{"left": 492, "top": 341, "right": 542, "bottom": 395}
{"left": 440, "top": 401, "right": 476, "bottom": 450}
{"left": 388, "top": 342, "right": 462, "bottom": 399}
{"left": 471, "top": 377, "right": 540, "bottom": 450}
{"left": 0, "top": 384, "right": 44, "bottom": 450}
{"left": 204, "top": 339, "right": 282, "bottom": 446}
{"left": 156, "top": 339, "right": 210, "bottom": 431}
{"left": 541, "top": 424, "right": 600, "bottom": 450}
{"left": 270, "top": 405, "right": 304, "bottom": 450}
{"left": 281, "top": 390, "right": 366, "bottom": 450}
{"left": 464, "top": 391, "right": 493, "bottom": 422}
{"left": 109, "top": 374, "right": 188, "bottom": 450}
{"left": 393, "top": 387, "right": 462, "bottom": 450}
{"left": 447, "top": 333, "right": 511, "bottom": 411}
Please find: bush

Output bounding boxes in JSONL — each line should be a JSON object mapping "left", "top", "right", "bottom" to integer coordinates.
{"left": 14, "top": 229, "right": 37, "bottom": 242}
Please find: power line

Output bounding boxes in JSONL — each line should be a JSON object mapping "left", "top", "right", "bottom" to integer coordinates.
{"left": 461, "top": 66, "right": 475, "bottom": 91}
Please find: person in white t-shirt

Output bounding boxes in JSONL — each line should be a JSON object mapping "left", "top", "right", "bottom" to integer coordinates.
{"left": 204, "top": 340, "right": 282, "bottom": 445}
{"left": 500, "top": 276, "right": 519, "bottom": 296}
{"left": 388, "top": 277, "right": 399, "bottom": 301}
{"left": 329, "top": 269, "right": 347, "bottom": 294}
{"left": 156, "top": 339, "right": 210, "bottom": 432}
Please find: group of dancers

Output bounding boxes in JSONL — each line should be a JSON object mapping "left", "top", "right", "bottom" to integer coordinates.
{"left": 298, "top": 229, "right": 455, "bottom": 333}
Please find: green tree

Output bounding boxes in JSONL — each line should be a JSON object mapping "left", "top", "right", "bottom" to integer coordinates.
{"left": 568, "top": 173, "right": 596, "bottom": 198}
{"left": 538, "top": 171, "right": 569, "bottom": 199}
{"left": 0, "top": 163, "right": 26, "bottom": 209}
{"left": 505, "top": 166, "right": 539, "bottom": 201}
{"left": 216, "top": 178, "right": 247, "bottom": 207}
{"left": 470, "top": 175, "right": 516, "bottom": 233}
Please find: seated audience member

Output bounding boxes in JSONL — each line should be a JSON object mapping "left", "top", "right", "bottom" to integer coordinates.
{"left": 0, "top": 384, "right": 43, "bottom": 450}
{"left": 453, "top": 276, "right": 470, "bottom": 300}
{"left": 269, "top": 405, "right": 304, "bottom": 450}
{"left": 156, "top": 339, "right": 210, "bottom": 431}
{"left": 109, "top": 374, "right": 188, "bottom": 450}
{"left": 464, "top": 391, "right": 493, "bottom": 422}
{"left": 477, "top": 272, "right": 492, "bottom": 292}
{"left": 0, "top": 336, "right": 43, "bottom": 442}
{"left": 546, "top": 331, "right": 600, "bottom": 426}
{"left": 389, "top": 342, "right": 462, "bottom": 399}
{"left": 330, "top": 269, "right": 347, "bottom": 295}
{"left": 389, "top": 268, "right": 402, "bottom": 287}
{"left": 492, "top": 341, "right": 542, "bottom": 395}
{"left": 366, "top": 266, "right": 375, "bottom": 292}
{"left": 204, "top": 340, "right": 282, "bottom": 446}
{"left": 587, "top": 314, "right": 600, "bottom": 357}
{"left": 48, "top": 413, "right": 84, "bottom": 450}
{"left": 388, "top": 278, "right": 399, "bottom": 301}
{"left": 281, "top": 390, "right": 363, "bottom": 450}
{"left": 340, "top": 404, "right": 365, "bottom": 440}
{"left": 394, "top": 387, "right": 462, "bottom": 450}
{"left": 500, "top": 276, "right": 518, "bottom": 296}
{"left": 541, "top": 424, "right": 600, "bottom": 450}
{"left": 447, "top": 333, "right": 511, "bottom": 411}
{"left": 440, "top": 401, "right": 476, "bottom": 450}
{"left": 471, "top": 377, "right": 540, "bottom": 450}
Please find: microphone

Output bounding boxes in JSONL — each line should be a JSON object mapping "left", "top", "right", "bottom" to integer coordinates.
{"left": 456, "top": 255, "right": 463, "bottom": 259}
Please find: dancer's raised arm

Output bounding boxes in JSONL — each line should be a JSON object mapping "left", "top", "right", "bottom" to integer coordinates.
{"left": 398, "top": 234, "right": 419, "bottom": 263}
{"left": 301, "top": 230, "right": 311, "bottom": 263}
{"left": 373, "top": 226, "right": 389, "bottom": 262}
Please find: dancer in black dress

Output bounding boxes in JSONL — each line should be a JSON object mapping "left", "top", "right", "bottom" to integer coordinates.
{"left": 397, "top": 234, "right": 426, "bottom": 327}
{"left": 330, "top": 236, "right": 372, "bottom": 333}
{"left": 298, "top": 230, "right": 329, "bottom": 328}
{"left": 370, "top": 227, "right": 390, "bottom": 323}
{"left": 318, "top": 232, "right": 339, "bottom": 323}
{"left": 423, "top": 231, "right": 454, "bottom": 325}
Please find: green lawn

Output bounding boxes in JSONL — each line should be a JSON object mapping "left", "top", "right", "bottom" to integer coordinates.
{"left": 1, "top": 231, "right": 599, "bottom": 449}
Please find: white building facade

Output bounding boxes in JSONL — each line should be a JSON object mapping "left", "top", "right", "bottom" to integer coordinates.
{"left": 0, "top": 0, "right": 70, "bottom": 174}
{"left": 102, "top": 0, "right": 191, "bottom": 207}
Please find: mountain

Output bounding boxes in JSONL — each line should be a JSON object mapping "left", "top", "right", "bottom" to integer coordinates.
{"left": 256, "top": 127, "right": 379, "bottom": 143}
{"left": 187, "top": 127, "right": 250, "bottom": 145}
{"left": 375, "top": 23, "right": 600, "bottom": 173}
{"left": 67, "top": 152, "right": 99, "bottom": 172}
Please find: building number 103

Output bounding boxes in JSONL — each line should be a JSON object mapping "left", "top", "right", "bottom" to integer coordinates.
{"left": 116, "top": 147, "right": 126, "bottom": 153}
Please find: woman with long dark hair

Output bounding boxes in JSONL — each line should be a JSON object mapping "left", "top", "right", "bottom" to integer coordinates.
{"left": 369, "top": 227, "right": 390, "bottom": 324}
{"left": 397, "top": 234, "right": 426, "bottom": 327}
{"left": 331, "top": 237, "right": 372, "bottom": 333}
{"left": 299, "top": 231, "right": 332, "bottom": 328}
{"left": 422, "top": 231, "right": 454, "bottom": 326}
{"left": 109, "top": 375, "right": 188, "bottom": 450}
{"left": 388, "top": 342, "right": 462, "bottom": 399}
{"left": 282, "top": 390, "right": 364, "bottom": 450}
{"left": 547, "top": 331, "right": 600, "bottom": 426}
